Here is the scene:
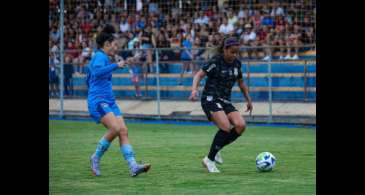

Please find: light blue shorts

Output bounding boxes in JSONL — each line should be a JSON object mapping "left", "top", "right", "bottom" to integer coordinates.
{"left": 88, "top": 101, "right": 123, "bottom": 123}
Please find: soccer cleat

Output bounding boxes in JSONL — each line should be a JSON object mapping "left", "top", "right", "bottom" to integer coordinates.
{"left": 215, "top": 151, "right": 223, "bottom": 164}
{"left": 90, "top": 154, "right": 101, "bottom": 176}
{"left": 130, "top": 163, "right": 151, "bottom": 177}
{"left": 202, "top": 156, "right": 220, "bottom": 173}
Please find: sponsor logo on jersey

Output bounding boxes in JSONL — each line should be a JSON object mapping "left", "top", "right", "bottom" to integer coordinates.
{"left": 206, "top": 63, "right": 216, "bottom": 72}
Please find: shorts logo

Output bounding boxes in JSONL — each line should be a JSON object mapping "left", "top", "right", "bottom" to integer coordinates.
{"left": 216, "top": 103, "right": 222, "bottom": 109}
{"left": 207, "top": 96, "right": 213, "bottom": 101}
{"left": 206, "top": 63, "right": 216, "bottom": 72}
{"left": 101, "top": 103, "right": 109, "bottom": 108}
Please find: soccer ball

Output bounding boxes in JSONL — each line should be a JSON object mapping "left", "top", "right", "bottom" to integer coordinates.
{"left": 256, "top": 152, "right": 276, "bottom": 172}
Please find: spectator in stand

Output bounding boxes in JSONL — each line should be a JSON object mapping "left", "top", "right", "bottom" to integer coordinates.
{"left": 135, "top": 14, "right": 146, "bottom": 30}
{"left": 156, "top": 31, "right": 173, "bottom": 73}
{"left": 284, "top": 24, "right": 301, "bottom": 60}
{"left": 128, "top": 41, "right": 143, "bottom": 98}
{"left": 240, "top": 23, "right": 257, "bottom": 59}
{"left": 63, "top": 55, "right": 74, "bottom": 97}
{"left": 271, "top": 1, "right": 285, "bottom": 17}
{"left": 81, "top": 19, "right": 93, "bottom": 34}
{"left": 203, "top": 34, "right": 217, "bottom": 60}
{"left": 235, "top": 18, "right": 246, "bottom": 36}
{"left": 66, "top": 41, "right": 80, "bottom": 64}
{"left": 259, "top": 26, "right": 272, "bottom": 61}
{"left": 261, "top": 11, "right": 274, "bottom": 28}
{"left": 139, "top": 24, "right": 156, "bottom": 74}
{"left": 49, "top": 52, "right": 59, "bottom": 97}
{"left": 199, "top": 24, "right": 210, "bottom": 45}
{"left": 139, "top": 24, "right": 156, "bottom": 94}
{"left": 179, "top": 33, "right": 194, "bottom": 85}
{"left": 194, "top": 11, "right": 210, "bottom": 25}
{"left": 120, "top": 15, "right": 130, "bottom": 33}
{"left": 238, "top": 5, "right": 247, "bottom": 19}
{"left": 302, "top": 14, "right": 314, "bottom": 48}
{"left": 79, "top": 41, "right": 92, "bottom": 74}
{"left": 50, "top": 26, "right": 60, "bottom": 43}
{"left": 227, "top": 9, "right": 238, "bottom": 27}
{"left": 191, "top": 37, "right": 205, "bottom": 70}
{"left": 272, "top": 24, "right": 286, "bottom": 60}
{"left": 169, "top": 27, "right": 182, "bottom": 61}
{"left": 219, "top": 17, "right": 234, "bottom": 35}
{"left": 251, "top": 10, "right": 262, "bottom": 29}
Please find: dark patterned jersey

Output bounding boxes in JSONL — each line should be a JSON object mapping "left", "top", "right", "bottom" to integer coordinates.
{"left": 201, "top": 54, "right": 243, "bottom": 101}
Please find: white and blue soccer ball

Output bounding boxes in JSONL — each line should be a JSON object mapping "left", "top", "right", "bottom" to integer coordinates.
{"left": 256, "top": 152, "right": 276, "bottom": 172}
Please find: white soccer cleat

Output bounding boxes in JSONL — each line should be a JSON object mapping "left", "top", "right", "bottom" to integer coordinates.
{"left": 215, "top": 151, "right": 223, "bottom": 164}
{"left": 202, "top": 156, "right": 220, "bottom": 173}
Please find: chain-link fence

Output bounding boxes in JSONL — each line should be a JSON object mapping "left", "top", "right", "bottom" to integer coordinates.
{"left": 49, "top": 0, "right": 316, "bottom": 123}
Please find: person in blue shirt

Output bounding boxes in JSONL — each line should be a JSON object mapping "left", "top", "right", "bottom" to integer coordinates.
{"left": 88, "top": 25, "right": 151, "bottom": 177}
{"left": 179, "top": 34, "right": 194, "bottom": 85}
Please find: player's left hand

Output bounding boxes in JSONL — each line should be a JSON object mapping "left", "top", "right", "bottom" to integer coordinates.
{"left": 245, "top": 101, "right": 253, "bottom": 116}
{"left": 125, "top": 57, "right": 134, "bottom": 64}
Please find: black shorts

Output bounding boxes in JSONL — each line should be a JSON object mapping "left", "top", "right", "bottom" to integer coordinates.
{"left": 201, "top": 97, "right": 238, "bottom": 121}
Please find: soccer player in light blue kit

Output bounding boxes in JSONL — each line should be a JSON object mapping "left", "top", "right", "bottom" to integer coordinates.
{"left": 88, "top": 25, "right": 151, "bottom": 177}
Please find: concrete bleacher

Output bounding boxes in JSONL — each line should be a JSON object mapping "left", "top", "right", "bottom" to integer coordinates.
{"left": 71, "top": 58, "right": 316, "bottom": 102}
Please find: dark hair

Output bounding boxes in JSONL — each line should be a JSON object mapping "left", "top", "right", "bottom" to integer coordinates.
{"left": 96, "top": 24, "right": 116, "bottom": 49}
{"left": 217, "top": 36, "right": 240, "bottom": 53}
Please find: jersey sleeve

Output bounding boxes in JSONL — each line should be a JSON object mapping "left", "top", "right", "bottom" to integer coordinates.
{"left": 236, "top": 60, "right": 243, "bottom": 80}
{"left": 90, "top": 56, "right": 118, "bottom": 78}
{"left": 201, "top": 58, "right": 218, "bottom": 76}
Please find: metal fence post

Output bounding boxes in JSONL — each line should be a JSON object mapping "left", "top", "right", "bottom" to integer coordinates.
{"left": 304, "top": 60, "right": 308, "bottom": 102}
{"left": 59, "top": 0, "right": 64, "bottom": 118}
{"left": 268, "top": 58, "right": 273, "bottom": 123}
{"left": 155, "top": 48, "right": 161, "bottom": 119}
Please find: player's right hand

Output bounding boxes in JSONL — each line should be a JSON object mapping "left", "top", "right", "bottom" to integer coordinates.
{"left": 117, "top": 60, "right": 126, "bottom": 68}
{"left": 189, "top": 90, "right": 198, "bottom": 101}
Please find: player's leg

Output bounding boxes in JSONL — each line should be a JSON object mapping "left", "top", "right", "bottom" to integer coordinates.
{"left": 226, "top": 111, "right": 246, "bottom": 145}
{"left": 90, "top": 111, "right": 123, "bottom": 176}
{"left": 203, "top": 110, "right": 231, "bottom": 173}
{"left": 114, "top": 106, "right": 151, "bottom": 177}
{"left": 179, "top": 61, "right": 187, "bottom": 85}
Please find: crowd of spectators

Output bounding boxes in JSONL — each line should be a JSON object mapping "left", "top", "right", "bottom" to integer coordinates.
{"left": 49, "top": 0, "right": 315, "bottom": 64}
{"left": 49, "top": 0, "right": 315, "bottom": 96}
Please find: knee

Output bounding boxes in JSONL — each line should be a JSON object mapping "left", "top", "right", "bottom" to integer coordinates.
{"left": 220, "top": 123, "right": 231, "bottom": 132}
{"left": 235, "top": 121, "right": 246, "bottom": 135}
{"left": 119, "top": 126, "right": 128, "bottom": 137}
{"left": 109, "top": 123, "right": 123, "bottom": 134}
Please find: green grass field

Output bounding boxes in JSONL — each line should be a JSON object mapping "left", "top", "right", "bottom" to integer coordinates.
{"left": 49, "top": 120, "right": 316, "bottom": 195}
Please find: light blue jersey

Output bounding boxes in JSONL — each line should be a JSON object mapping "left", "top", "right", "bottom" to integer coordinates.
{"left": 86, "top": 50, "right": 122, "bottom": 122}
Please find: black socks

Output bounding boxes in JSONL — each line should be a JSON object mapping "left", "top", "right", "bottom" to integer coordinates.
{"left": 208, "top": 129, "right": 229, "bottom": 161}
{"left": 207, "top": 128, "right": 242, "bottom": 161}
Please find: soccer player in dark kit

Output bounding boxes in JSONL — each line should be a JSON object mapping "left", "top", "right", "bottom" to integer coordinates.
{"left": 189, "top": 36, "right": 253, "bottom": 173}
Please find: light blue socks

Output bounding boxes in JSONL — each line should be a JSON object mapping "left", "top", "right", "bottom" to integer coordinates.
{"left": 94, "top": 137, "right": 111, "bottom": 158}
{"left": 121, "top": 144, "right": 138, "bottom": 169}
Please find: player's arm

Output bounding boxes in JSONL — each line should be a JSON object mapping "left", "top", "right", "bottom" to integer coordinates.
{"left": 151, "top": 34, "right": 157, "bottom": 48}
{"left": 237, "top": 78, "right": 253, "bottom": 115}
{"left": 92, "top": 59, "right": 126, "bottom": 78}
{"left": 189, "top": 69, "right": 206, "bottom": 101}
